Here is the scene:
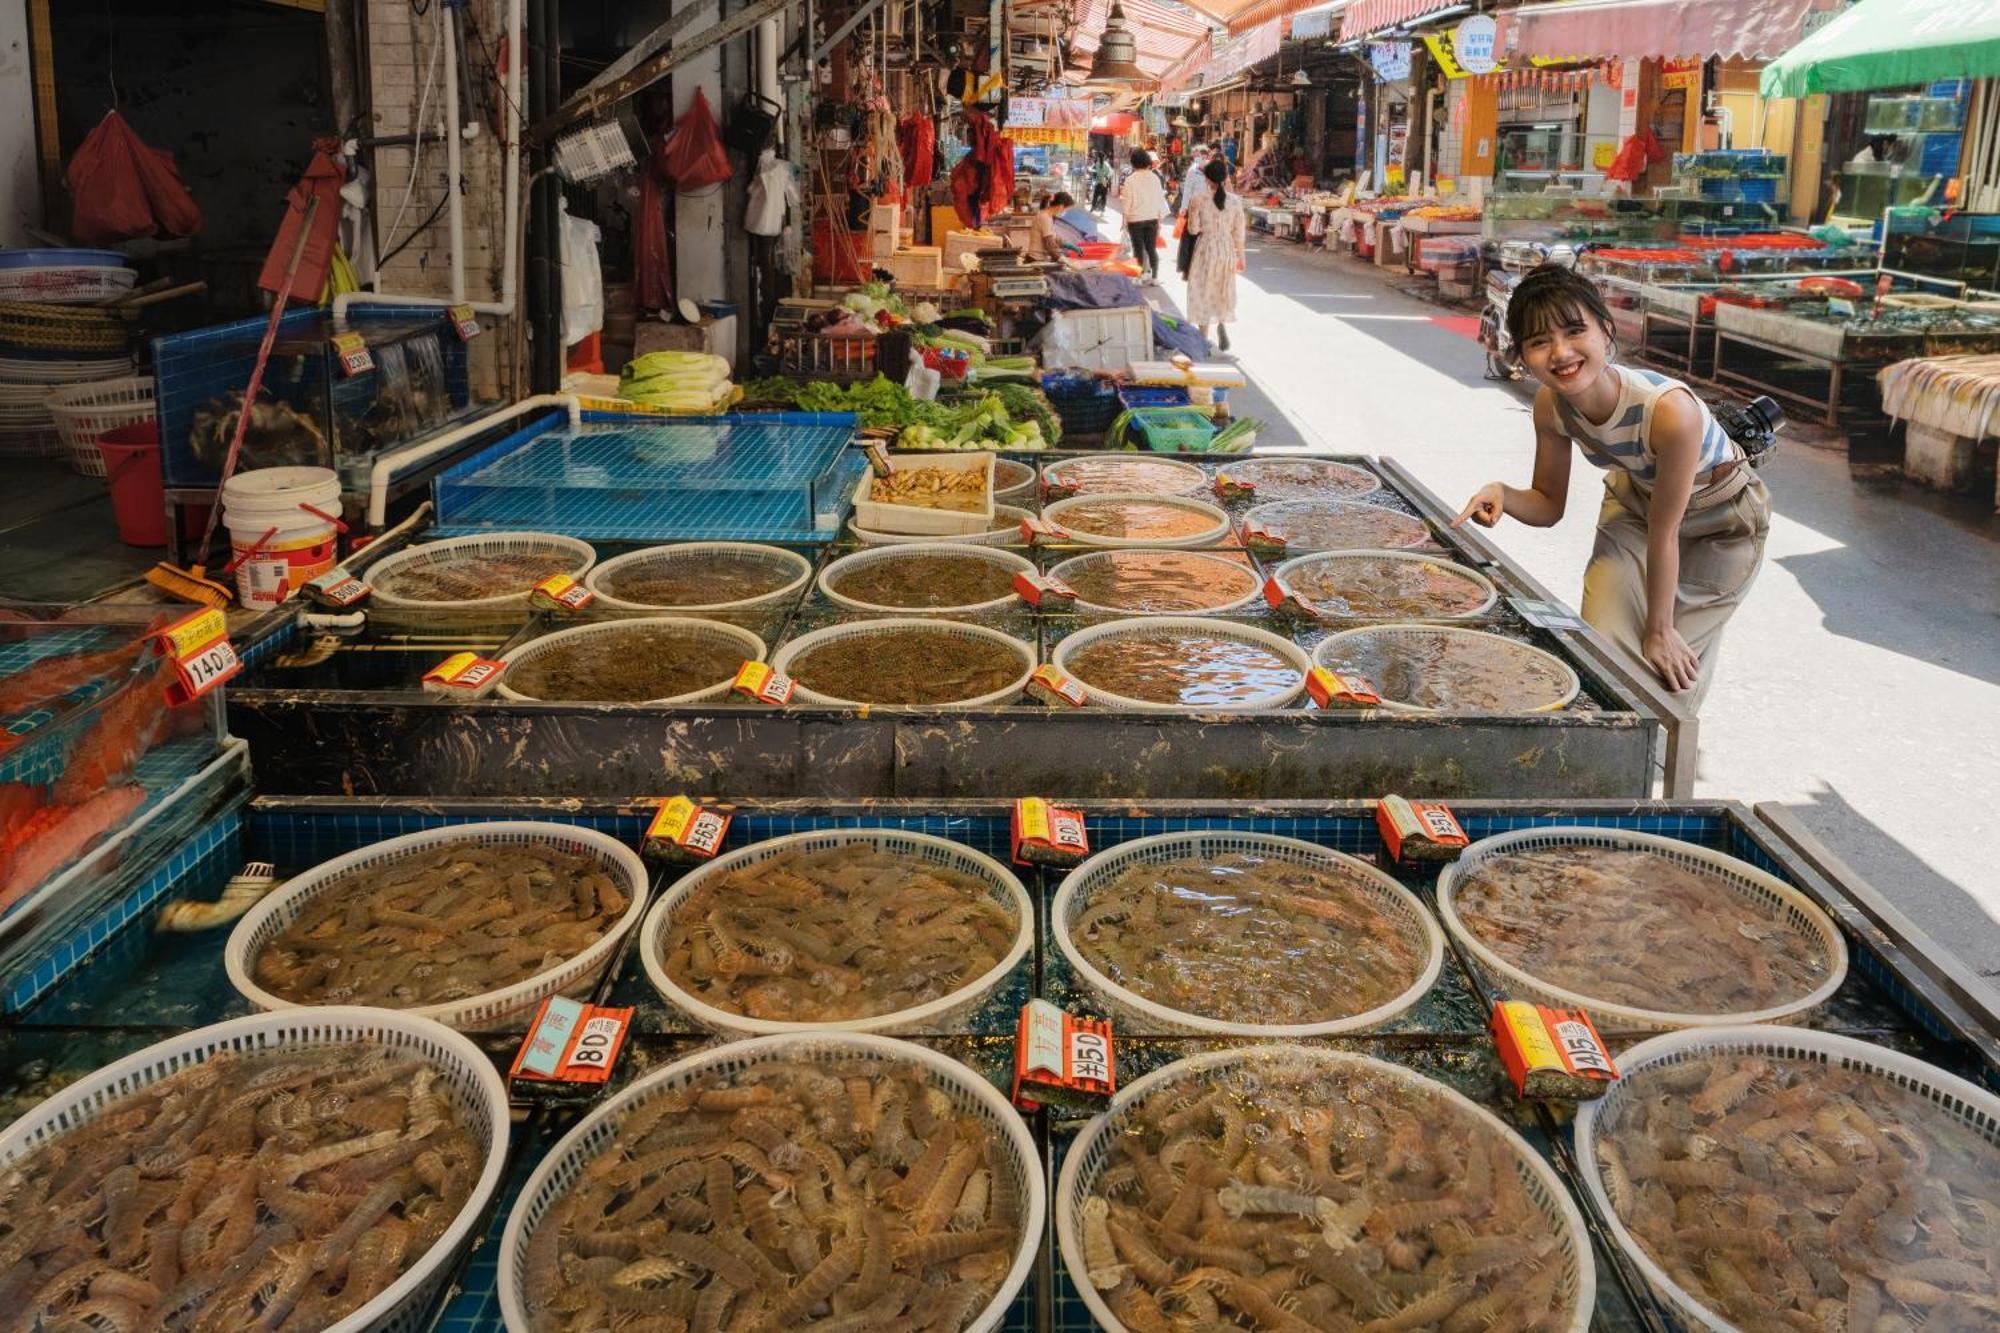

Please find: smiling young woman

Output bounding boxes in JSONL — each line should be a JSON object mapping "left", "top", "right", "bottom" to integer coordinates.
{"left": 1455, "top": 265, "right": 1771, "bottom": 706}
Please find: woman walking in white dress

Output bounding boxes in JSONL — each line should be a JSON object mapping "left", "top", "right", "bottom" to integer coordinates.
{"left": 1184, "top": 159, "right": 1246, "bottom": 351}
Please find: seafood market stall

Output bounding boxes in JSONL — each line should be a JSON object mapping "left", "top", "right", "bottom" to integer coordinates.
{"left": 0, "top": 792, "right": 1991, "bottom": 1331}
{"left": 226, "top": 449, "right": 1692, "bottom": 801}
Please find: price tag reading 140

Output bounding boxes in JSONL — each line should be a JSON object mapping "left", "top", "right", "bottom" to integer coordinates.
{"left": 156, "top": 607, "right": 241, "bottom": 705}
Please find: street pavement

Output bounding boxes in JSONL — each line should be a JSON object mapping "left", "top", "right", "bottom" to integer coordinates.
{"left": 1120, "top": 218, "right": 2000, "bottom": 1000}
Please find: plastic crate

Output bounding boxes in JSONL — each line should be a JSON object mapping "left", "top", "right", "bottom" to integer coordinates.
{"left": 1043, "top": 372, "right": 1120, "bottom": 436}
{"left": 1117, "top": 385, "right": 1191, "bottom": 410}
{"left": 1128, "top": 407, "right": 1216, "bottom": 452}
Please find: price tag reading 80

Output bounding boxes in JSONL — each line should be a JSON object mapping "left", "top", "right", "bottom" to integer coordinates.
{"left": 567, "top": 1015, "right": 625, "bottom": 1071}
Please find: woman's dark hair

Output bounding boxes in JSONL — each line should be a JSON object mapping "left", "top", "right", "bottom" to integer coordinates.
{"left": 1203, "top": 156, "right": 1228, "bottom": 212}
{"left": 1048, "top": 191, "right": 1074, "bottom": 209}
{"left": 1505, "top": 264, "right": 1615, "bottom": 352}
{"left": 1130, "top": 149, "right": 1152, "bottom": 169}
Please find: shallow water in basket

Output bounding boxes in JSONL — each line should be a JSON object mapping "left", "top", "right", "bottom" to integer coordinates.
{"left": 1066, "top": 633, "right": 1301, "bottom": 706}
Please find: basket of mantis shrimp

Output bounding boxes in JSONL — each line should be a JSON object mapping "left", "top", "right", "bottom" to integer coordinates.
{"left": 224, "top": 821, "right": 651, "bottom": 1032}
{"left": 0, "top": 1006, "right": 511, "bottom": 1333}
{"left": 1055, "top": 1044, "right": 1596, "bottom": 1333}
{"left": 499, "top": 1031, "right": 1046, "bottom": 1333}
{"left": 1576, "top": 1026, "right": 2000, "bottom": 1333}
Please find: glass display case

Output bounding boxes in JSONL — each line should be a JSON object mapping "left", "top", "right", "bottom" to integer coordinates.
{"left": 1882, "top": 210, "right": 2000, "bottom": 291}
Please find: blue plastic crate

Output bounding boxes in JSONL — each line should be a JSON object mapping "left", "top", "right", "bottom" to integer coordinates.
{"left": 1117, "top": 384, "right": 1191, "bottom": 410}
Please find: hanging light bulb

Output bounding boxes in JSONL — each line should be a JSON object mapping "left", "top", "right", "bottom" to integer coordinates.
{"left": 1292, "top": 67, "right": 1312, "bottom": 86}
{"left": 1081, "top": 2, "right": 1153, "bottom": 87}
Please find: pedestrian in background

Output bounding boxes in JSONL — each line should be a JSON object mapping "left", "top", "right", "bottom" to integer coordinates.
{"left": 1175, "top": 144, "right": 1211, "bottom": 280}
{"left": 1183, "top": 157, "right": 1246, "bottom": 350}
{"left": 1118, "top": 148, "right": 1166, "bottom": 283}
{"left": 1090, "top": 156, "right": 1113, "bottom": 213}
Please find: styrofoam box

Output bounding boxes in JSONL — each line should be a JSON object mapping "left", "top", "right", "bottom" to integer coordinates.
{"left": 1043, "top": 305, "right": 1153, "bottom": 373}
{"left": 853, "top": 452, "right": 997, "bottom": 535}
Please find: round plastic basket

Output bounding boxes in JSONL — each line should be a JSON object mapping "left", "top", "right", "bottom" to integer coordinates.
{"left": 773, "top": 618, "right": 1037, "bottom": 710}
{"left": 1438, "top": 826, "right": 1848, "bottom": 1030}
{"left": 1041, "top": 455, "right": 1208, "bottom": 498}
{"left": 640, "top": 827, "right": 1032, "bottom": 1036}
{"left": 0, "top": 298, "right": 133, "bottom": 353}
{"left": 1273, "top": 549, "right": 1499, "bottom": 621}
{"left": 1215, "top": 456, "right": 1382, "bottom": 502}
{"left": 224, "top": 822, "right": 651, "bottom": 1031}
{"left": 1047, "top": 548, "right": 1263, "bottom": 616}
{"left": 499, "top": 1031, "right": 1045, "bottom": 1333}
{"left": 852, "top": 502, "right": 1033, "bottom": 546}
{"left": 1242, "top": 497, "right": 1431, "bottom": 551}
{"left": 0, "top": 1006, "right": 510, "bottom": 1333}
{"left": 366, "top": 531, "right": 597, "bottom": 612}
{"left": 1053, "top": 831, "right": 1443, "bottom": 1036}
{"left": 819, "top": 542, "right": 1033, "bottom": 615}
{"left": 495, "top": 617, "right": 764, "bottom": 705}
{"left": 0, "top": 352, "right": 136, "bottom": 383}
{"left": 1313, "top": 623, "right": 1581, "bottom": 713}
{"left": 1056, "top": 1045, "right": 1596, "bottom": 1333}
{"left": 46, "top": 374, "right": 155, "bottom": 477}
{"left": 1575, "top": 1027, "right": 1999, "bottom": 1333}
{"left": 583, "top": 541, "right": 811, "bottom": 614}
{"left": 1053, "top": 616, "right": 1310, "bottom": 711}
{"left": 1043, "top": 493, "right": 1232, "bottom": 549}
{"left": 0, "top": 264, "right": 136, "bottom": 305}
{"left": 993, "top": 456, "right": 1038, "bottom": 502}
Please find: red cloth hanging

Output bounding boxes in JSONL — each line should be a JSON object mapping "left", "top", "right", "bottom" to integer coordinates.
{"left": 897, "top": 113, "right": 936, "bottom": 204}
{"left": 64, "top": 109, "right": 204, "bottom": 244}
{"left": 258, "top": 144, "right": 344, "bottom": 299}
{"left": 635, "top": 159, "right": 673, "bottom": 312}
{"left": 949, "top": 111, "right": 1013, "bottom": 228}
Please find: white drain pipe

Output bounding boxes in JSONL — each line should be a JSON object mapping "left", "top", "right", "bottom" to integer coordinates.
{"left": 367, "top": 393, "right": 580, "bottom": 529}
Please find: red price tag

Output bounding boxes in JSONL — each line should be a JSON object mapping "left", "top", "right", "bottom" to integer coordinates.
{"left": 155, "top": 608, "right": 241, "bottom": 705}
{"left": 1011, "top": 797, "right": 1089, "bottom": 867}
{"left": 1025, "top": 663, "right": 1089, "bottom": 708}
{"left": 447, "top": 302, "right": 481, "bottom": 341}
{"left": 1019, "top": 517, "right": 1069, "bottom": 546}
{"left": 1374, "top": 795, "right": 1467, "bottom": 862}
{"left": 529, "top": 574, "right": 595, "bottom": 613}
{"left": 304, "top": 567, "right": 371, "bottom": 608}
{"left": 510, "top": 996, "right": 634, "bottom": 1088}
{"left": 1013, "top": 570, "right": 1077, "bottom": 607}
{"left": 423, "top": 652, "right": 505, "bottom": 697}
{"left": 645, "top": 795, "right": 732, "bottom": 861}
{"left": 1240, "top": 523, "right": 1287, "bottom": 555}
{"left": 329, "top": 331, "right": 374, "bottom": 377}
{"left": 1213, "top": 472, "right": 1254, "bottom": 500}
{"left": 1306, "top": 666, "right": 1380, "bottom": 708}
{"left": 731, "top": 661, "right": 794, "bottom": 705}
{"left": 1013, "top": 999, "right": 1115, "bottom": 1112}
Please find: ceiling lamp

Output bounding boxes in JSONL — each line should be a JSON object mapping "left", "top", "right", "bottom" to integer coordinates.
{"left": 1292, "top": 68, "right": 1312, "bottom": 86}
{"left": 1081, "top": 2, "right": 1153, "bottom": 86}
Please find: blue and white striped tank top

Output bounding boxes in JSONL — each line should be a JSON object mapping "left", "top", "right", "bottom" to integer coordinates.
{"left": 1551, "top": 366, "right": 1737, "bottom": 481}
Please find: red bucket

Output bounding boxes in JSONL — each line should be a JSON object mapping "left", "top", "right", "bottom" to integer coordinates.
{"left": 97, "top": 421, "right": 168, "bottom": 548}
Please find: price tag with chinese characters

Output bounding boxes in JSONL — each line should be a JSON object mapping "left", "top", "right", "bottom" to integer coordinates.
{"left": 510, "top": 996, "right": 634, "bottom": 1088}
{"left": 731, "top": 661, "right": 794, "bottom": 706}
{"left": 1374, "top": 794, "right": 1468, "bottom": 864}
{"left": 1491, "top": 1000, "right": 1617, "bottom": 1099}
{"left": 422, "top": 652, "right": 505, "bottom": 698}
{"left": 155, "top": 607, "right": 242, "bottom": 705}
{"left": 1508, "top": 597, "right": 1588, "bottom": 632}
{"left": 1306, "top": 666, "right": 1380, "bottom": 709}
{"left": 1018, "top": 517, "right": 1069, "bottom": 546}
{"left": 1012, "top": 998, "right": 1115, "bottom": 1112}
{"left": 303, "top": 566, "right": 371, "bottom": 608}
{"left": 1025, "top": 663, "right": 1089, "bottom": 708}
{"left": 447, "top": 303, "right": 481, "bottom": 341}
{"left": 328, "top": 331, "right": 374, "bottom": 377}
{"left": 529, "top": 574, "right": 595, "bottom": 613}
{"left": 644, "top": 795, "right": 732, "bottom": 862}
{"left": 1239, "top": 523, "right": 1287, "bottom": 557}
{"left": 1261, "top": 575, "right": 1321, "bottom": 620}
{"left": 1010, "top": 797, "right": 1089, "bottom": 868}
{"left": 1012, "top": 570, "right": 1077, "bottom": 609}
{"left": 1212, "top": 471, "right": 1255, "bottom": 501}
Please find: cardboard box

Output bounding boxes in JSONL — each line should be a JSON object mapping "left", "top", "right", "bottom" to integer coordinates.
{"left": 632, "top": 315, "right": 738, "bottom": 371}
{"left": 867, "top": 201, "right": 901, "bottom": 258}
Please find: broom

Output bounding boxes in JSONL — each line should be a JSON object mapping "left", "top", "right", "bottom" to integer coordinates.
{"left": 147, "top": 195, "right": 321, "bottom": 607}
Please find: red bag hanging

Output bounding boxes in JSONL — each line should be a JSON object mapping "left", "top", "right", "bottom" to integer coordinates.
{"left": 64, "top": 109, "right": 204, "bottom": 244}
{"left": 258, "top": 146, "right": 343, "bottom": 300}
{"left": 658, "top": 89, "right": 733, "bottom": 192}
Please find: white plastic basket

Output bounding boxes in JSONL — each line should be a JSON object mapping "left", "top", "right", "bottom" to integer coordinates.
{"left": 494, "top": 616, "right": 763, "bottom": 705}
{"left": 1242, "top": 497, "right": 1431, "bottom": 551}
{"left": 1041, "top": 455, "right": 1208, "bottom": 498}
{"left": 992, "top": 456, "right": 1038, "bottom": 502}
{"left": 773, "top": 617, "right": 1037, "bottom": 710}
{"left": 1214, "top": 456, "right": 1382, "bottom": 502}
{"left": 583, "top": 541, "right": 811, "bottom": 613}
{"left": 1057, "top": 1045, "right": 1596, "bottom": 1333}
{"left": 224, "top": 822, "right": 651, "bottom": 1031}
{"left": 1043, "top": 492, "right": 1232, "bottom": 548}
{"left": 1054, "top": 831, "right": 1443, "bottom": 1036}
{"left": 1313, "top": 623, "right": 1582, "bottom": 714}
{"left": 851, "top": 502, "right": 1032, "bottom": 546}
{"left": 1053, "top": 616, "right": 1310, "bottom": 711}
{"left": 366, "top": 531, "right": 597, "bottom": 611}
{"left": 854, "top": 452, "right": 996, "bottom": 536}
{"left": 819, "top": 542, "right": 1033, "bottom": 615}
{"left": 499, "top": 1032, "right": 1045, "bottom": 1333}
{"left": 1273, "top": 548, "right": 1499, "bottom": 621}
{"left": 46, "top": 373, "right": 154, "bottom": 477}
{"left": 1047, "top": 548, "right": 1263, "bottom": 616}
{"left": 1575, "top": 1027, "right": 1999, "bottom": 1333}
{"left": 0, "top": 264, "right": 136, "bottom": 304}
{"left": 1438, "top": 826, "right": 1849, "bottom": 1030}
{"left": 0, "top": 1006, "right": 509, "bottom": 1333}
{"left": 639, "top": 827, "right": 1032, "bottom": 1036}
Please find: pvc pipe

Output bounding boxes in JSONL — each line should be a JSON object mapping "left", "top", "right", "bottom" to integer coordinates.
{"left": 757, "top": 17, "right": 779, "bottom": 105}
{"left": 367, "top": 393, "right": 580, "bottom": 529}
{"left": 442, "top": 2, "right": 466, "bottom": 304}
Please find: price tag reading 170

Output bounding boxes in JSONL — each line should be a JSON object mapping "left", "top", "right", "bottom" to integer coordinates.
{"left": 156, "top": 607, "right": 242, "bottom": 705}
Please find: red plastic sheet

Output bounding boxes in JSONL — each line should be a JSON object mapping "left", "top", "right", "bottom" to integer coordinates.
{"left": 659, "top": 89, "right": 732, "bottom": 192}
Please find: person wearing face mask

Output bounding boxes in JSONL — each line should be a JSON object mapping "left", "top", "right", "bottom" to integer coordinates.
{"left": 1454, "top": 265, "right": 1770, "bottom": 705}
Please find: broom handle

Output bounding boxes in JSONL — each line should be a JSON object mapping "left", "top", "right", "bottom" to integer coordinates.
{"left": 192, "top": 193, "right": 321, "bottom": 561}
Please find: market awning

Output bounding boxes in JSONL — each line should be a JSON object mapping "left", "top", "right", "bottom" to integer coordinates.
{"left": 1064, "top": 0, "right": 1214, "bottom": 81}
{"left": 1338, "top": 0, "right": 1467, "bottom": 42}
{"left": 1178, "top": 0, "right": 1344, "bottom": 37}
{"left": 1497, "top": 0, "right": 1835, "bottom": 64}
{"left": 1760, "top": 0, "right": 2000, "bottom": 97}
{"left": 1164, "top": 16, "right": 1281, "bottom": 91}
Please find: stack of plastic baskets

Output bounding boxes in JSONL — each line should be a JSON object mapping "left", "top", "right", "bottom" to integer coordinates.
{"left": 47, "top": 374, "right": 156, "bottom": 477}
{"left": 1042, "top": 371, "right": 1121, "bottom": 437}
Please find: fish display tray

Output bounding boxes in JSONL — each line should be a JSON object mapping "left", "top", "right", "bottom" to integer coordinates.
{"left": 817, "top": 543, "right": 1034, "bottom": 615}
{"left": 432, "top": 412, "right": 863, "bottom": 544}
{"left": 4, "top": 795, "right": 1995, "bottom": 1333}
{"left": 495, "top": 617, "right": 765, "bottom": 706}
{"left": 583, "top": 541, "right": 813, "bottom": 613}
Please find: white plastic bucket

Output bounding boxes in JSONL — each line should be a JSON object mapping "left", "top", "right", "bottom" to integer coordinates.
{"left": 220, "top": 465, "right": 341, "bottom": 607}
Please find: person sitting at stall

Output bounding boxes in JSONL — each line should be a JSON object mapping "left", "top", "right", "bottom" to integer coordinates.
{"left": 1849, "top": 133, "right": 1904, "bottom": 165}
{"left": 1030, "top": 192, "right": 1077, "bottom": 259}
{"left": 1117, "top": 149, "right": 1167, "bottom": 283}
{"left": 1453, "top": 265, "right": 1769, "bottom": 707}
{"left": 1184, "top": 158, "right": 1247, "bottom": 352}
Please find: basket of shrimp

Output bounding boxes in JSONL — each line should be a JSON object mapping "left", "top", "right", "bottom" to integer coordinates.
{"left": 364, "top": 531, "right": 597, "bottom": 622}
{"left": 1052, "top": 831, "right": 1445, "bottom": 1037}
{"left": 639, "top": 828, "right": 1033, "bottom": 1037}
{"left": 1575, "top": 1026, "right": 2000, "bottom": 1333}
{"left": 225, "top": 821, "right": 651, "bottom": 1032}
{"left": 1437, "top": 826, "right": 1849, "bottom": 1031}
{"left": 1056, "top": 1044, "right": 1597, "bottom": 1333}
{"left": 499, "top": 1030, "right": 1046, "bottom": 1333}
{"left": 0, "top": 1005, "right": 511, "bottom": 1333}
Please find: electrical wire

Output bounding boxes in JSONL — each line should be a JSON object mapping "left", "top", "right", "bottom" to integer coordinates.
{"left": 377, "top": 189, "right": 452, "bottom": 268}
{"left": 379, "top": 0, "right": 445, "bottom": 273}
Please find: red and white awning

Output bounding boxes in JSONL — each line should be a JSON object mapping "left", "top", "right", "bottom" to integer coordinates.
{"left": 1497, "top": 0, "right": 1839, "bottom": 63}
{"left": 1338, "top": 0, "right": 1461, "bottom": 41}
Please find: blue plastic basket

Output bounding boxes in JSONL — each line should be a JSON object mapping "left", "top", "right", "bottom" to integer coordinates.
{"left": 1118, "top": 385, "right": 1191, "bottom": 410}
{"left": 1043, "top": 373, "right": 1121, "bottom": 436}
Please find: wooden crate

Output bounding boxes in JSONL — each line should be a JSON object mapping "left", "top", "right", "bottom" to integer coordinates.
{"left": 885, "top": 246, "right": 944, "bottom": 287}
